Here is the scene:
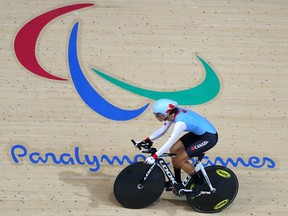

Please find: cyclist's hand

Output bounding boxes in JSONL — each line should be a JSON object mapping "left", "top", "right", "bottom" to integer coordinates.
{"left": 144, "top": 156, "right": 155, "bottom": 164}
{"left": 137, "top": 138, "right": 153, "bottom": 149}
{"left": 144, "top": 154, "right": 158, "bottom": 164}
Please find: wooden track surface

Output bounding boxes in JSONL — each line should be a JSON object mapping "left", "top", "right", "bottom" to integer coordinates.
{"left": 1, "top": 0, "right": 287, "bottom": 215}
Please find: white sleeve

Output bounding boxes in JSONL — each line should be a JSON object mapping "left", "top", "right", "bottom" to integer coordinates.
{"left": 155, "top": 121, "right": 187, "bottom": 157}
{"left": 148, "top": 120, "right": 173, "bottom": 141}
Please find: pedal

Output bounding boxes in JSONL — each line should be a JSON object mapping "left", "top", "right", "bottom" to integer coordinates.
{"left": 165, "top": 187, "right": 173, "bottom": 191}
{"left": 165, "top": 181, "right": 173, "bottom": 191}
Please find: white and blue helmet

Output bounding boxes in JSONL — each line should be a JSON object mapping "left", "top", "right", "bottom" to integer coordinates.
{"left": 152, "top": 99, "right": 178, "bottom": 117}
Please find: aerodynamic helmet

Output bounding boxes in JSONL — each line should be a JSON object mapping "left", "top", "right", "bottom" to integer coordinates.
{"left": 152, "top": 99, "right": 178, "bottom": 117}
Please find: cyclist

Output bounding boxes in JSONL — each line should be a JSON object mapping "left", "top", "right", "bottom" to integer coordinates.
{"left": 137, "top": 98, "right": 218, "bottom": 196}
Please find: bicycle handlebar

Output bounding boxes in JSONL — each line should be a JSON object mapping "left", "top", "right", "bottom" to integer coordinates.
{"left": 131, "top": 139, "right": 156, "bottom": 153}
{"left": 131, "top": 139, "right": 141, "bottom": 150}
{"left": 131, "top": 139, "right": 176, "bottom": 157}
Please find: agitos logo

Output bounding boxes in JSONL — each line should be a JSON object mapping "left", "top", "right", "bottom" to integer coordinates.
{"left": 14, "top": 3, "right": 221, "bottom": 121}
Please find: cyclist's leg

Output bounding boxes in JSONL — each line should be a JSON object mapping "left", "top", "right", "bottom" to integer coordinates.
{"left": 170, "top": 149, "right": 196, "bottom": 195}
{"left": 170, "top": 140, "right": 185, "bottom": 183}
{"left": 175, "top": 132, "right": 218, "bottom": 179}
{"left": 173, "top": 148, "right": 195, "bottom": 174}
{"left": 172, "top": 132, "right": 218, "bottom": 195}
{"left": 170, "top": 133, "right": 199, "bottom": 182}
{"left": 173, "top": 132, "right": 200, "bottom": 174}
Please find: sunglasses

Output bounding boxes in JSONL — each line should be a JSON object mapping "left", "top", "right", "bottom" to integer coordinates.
{"left": 153, "top": 113, "right": 164, "bottom": 117}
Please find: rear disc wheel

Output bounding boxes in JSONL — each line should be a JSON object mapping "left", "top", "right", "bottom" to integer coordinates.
{"left": 186, "top": 165, "right": 239, "bottom": 213}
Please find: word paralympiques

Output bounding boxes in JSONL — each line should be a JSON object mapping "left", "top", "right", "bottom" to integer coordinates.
{"left": 10, "top": 144, "right": 276, "bottom": 172}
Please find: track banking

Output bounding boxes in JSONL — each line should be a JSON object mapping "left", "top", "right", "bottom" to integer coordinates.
{"left": 10, "top": 144, "right": 276, "bottom": 172}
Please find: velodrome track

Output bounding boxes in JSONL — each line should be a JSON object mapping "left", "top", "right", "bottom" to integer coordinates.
{"left": 1, "top": 0, "right": 287, "bottom": 215}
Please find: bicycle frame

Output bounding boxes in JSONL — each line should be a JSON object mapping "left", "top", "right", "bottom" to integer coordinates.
{"left": 194, "top": 161, "right": 216, "bottom": 194}
{"left": 140, "top": 155, "right": 216, "bottom": 195}
{"left": 138, "top": 157, "right": 177, "bottom": 188}
{"left": 131, "top": 140, "right": 216, "bottom": 195}
{"left": 158, "top": 158, "right": 178, "bottom": 185}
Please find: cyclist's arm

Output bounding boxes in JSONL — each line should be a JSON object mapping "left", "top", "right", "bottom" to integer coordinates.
{"left": 155, "top": 121, "right": 186, "bottom": 157}
{"left": 148, "top": 120, "right": 173, "bottom": 141}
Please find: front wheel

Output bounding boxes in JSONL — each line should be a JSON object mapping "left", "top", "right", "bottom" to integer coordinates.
{"left": 186, "top": 165, "right": 239, "bottom": 213}
{"left": 113, "top": 162, "right": 165, "bottom": 209}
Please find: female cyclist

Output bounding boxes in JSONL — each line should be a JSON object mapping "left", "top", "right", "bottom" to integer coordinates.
{"left": 137, "top": 99, "right": 218, "bottom": 195}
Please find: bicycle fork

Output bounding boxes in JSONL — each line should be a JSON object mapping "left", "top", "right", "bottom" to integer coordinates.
{"left": 137, "top": 158, "right": 179, "bottom": 190}
{"left": 137, "top": 162, "right": 157, "bottom": 189}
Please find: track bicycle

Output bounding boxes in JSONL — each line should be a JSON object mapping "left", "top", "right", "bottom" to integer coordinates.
{"left": 113, "top": 140, "right": 239, "bottom": 213}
